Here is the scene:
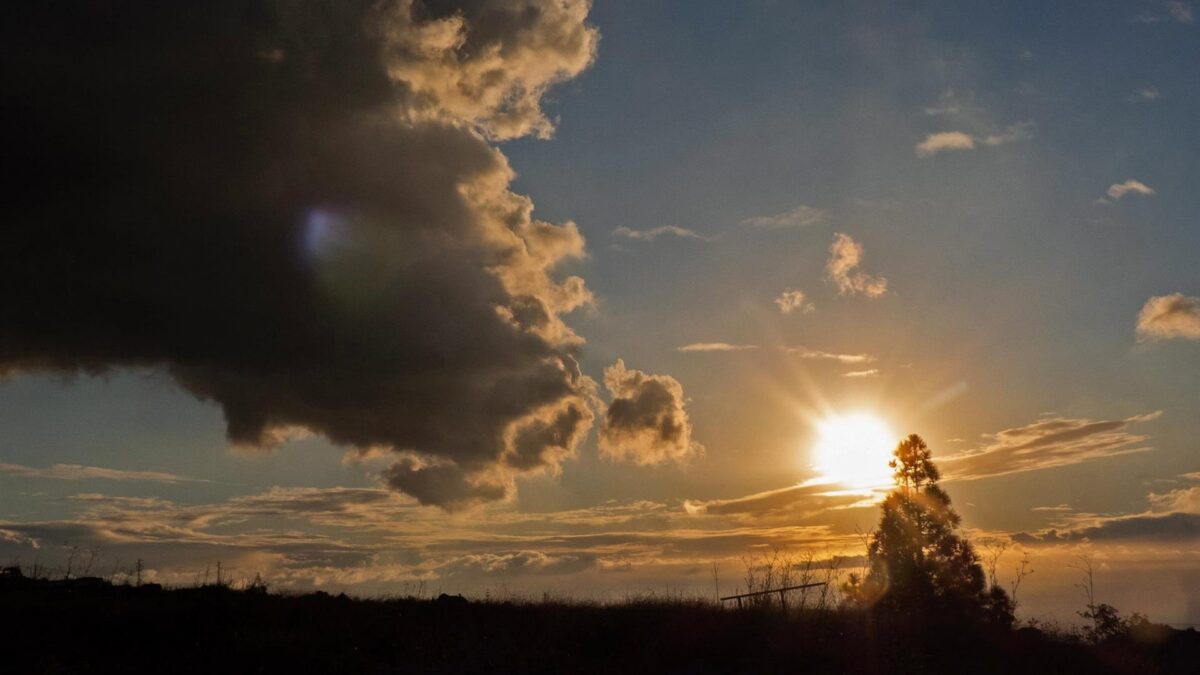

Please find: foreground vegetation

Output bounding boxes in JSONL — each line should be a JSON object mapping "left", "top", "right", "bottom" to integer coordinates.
{"left": 0, "top": 571, "right": 1196, "bottom": 674}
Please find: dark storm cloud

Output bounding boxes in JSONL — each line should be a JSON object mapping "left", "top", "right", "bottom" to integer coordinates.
{"left": 0, "top": 1, "right": 598, "bottom": 507}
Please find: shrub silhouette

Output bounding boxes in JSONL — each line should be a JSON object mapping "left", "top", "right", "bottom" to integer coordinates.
{"left": 844, "top": 434, "right": 1013, "bottom": 624}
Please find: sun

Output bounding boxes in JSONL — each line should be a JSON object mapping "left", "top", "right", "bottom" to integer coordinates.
{"left": 811, "top": 412, "right": 898, "bottom": 488}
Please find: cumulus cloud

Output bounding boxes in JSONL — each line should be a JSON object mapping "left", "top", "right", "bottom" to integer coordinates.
{"left": 775, "top": 290, "right": 815, "bottom": 314}
{"left": 598, "top": 360, "right": 701, "bottom": 466}
{"left": 941, "top": 411, "right": 1162, "bottom": 482}
{"left": 612, "top": 225, "right": 713, "bottom": 242}
{"left": 824, "top": 233, "right": 888, "bottom": 298}
{"left": 676, "top": 343, "right": 758, "bottom": 352}
{"left": 382, "top": 457, "right": 513, "bottom": 510}
{"left": 740, "top": 205, "right": 827, "bottom": 228}
{"left": 0, "top": 463, "right": 200, "bottom": 483}
{"left": 915, "top": 131, "right": 975, "bottom": 156}
{"left": 380, "top": 0, "right": 598, "bottom": 140}
{"left": 440, "top": 550, "right": 595, "bottom": 577}
{"left": 0, "top": 1, "right": 601, "bottom": 508}
{"left": 783, "top": 347, "right": 874, "bottom": 364}
{"left": 916, "top": 123, "right": 1033, "bottom": 156}
{"left": 1106, "top": 179, "right": 1156, "bottom": 200}
{"left": 1136, "top": 293, "right": 1200, "bottom": 340}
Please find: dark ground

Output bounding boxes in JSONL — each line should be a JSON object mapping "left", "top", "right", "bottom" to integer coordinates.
{"left": 1, "top": 575, "right": 1197, "bottom": 674}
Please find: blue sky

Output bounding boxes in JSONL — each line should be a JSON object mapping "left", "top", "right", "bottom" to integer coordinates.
{"left": 507, "top": 0, "right": 1199, "bottom": 509}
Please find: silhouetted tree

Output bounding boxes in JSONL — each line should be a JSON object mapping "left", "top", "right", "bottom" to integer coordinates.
{"left": 845, "top": 434, "right": 1013, "bottom": 624}
{"left": 1071, "top": 554, "right": 1136, "bottom": 643}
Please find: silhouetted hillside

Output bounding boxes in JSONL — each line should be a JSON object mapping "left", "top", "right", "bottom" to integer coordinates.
{"left": 1, "top": 574, "right": 1197, "bottom": 674}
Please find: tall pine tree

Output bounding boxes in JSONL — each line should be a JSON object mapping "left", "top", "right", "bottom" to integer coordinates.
{"left": 846, "top": 434, "right": 1013, "bottom": 623}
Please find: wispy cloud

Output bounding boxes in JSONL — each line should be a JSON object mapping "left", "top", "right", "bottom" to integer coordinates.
{"left": 1148, "top": 483, "right": 1200, "bottom": 514}
{"left": 1017, "top": 512, "right": 1200, "bottom": 544}
{"left": 1170, "top": 0, "right": 1196, "bottom": 22}
{"left": 740, "top": 205, "right": 827, "bottom": 229}
{"left": 1127, "top": 85, "right": 1162, "bottom": 102}
{"left": 923, "top": 89, "right": 965, "bottom": 116}
{"left": 825, "top": 233, "right": 887, "bottom": 298}
{"left": 1137, "top": 293, "right": 1200, "bottom": 340}
{"left": 676, "top": 342, "right": 759, "bottom": 352}
{"left": 783, "top": 347, "right": 874, "bottom": 364}
{"left": 940, "top": 411, "right": 1162, "bottom": 482}
{"left": 0, "top": 475, "right": 865, "bottom": 591}
{"left": 1106, "top": 179, "right": 1156, "bottom": 200}
{"left": 842, "top": 369, "right": 880, "bottom": 378}
{"left": 924, "top": 104, "right": 962, "bottom": 116}
{"left": 1166, "top": 0, "right": 1195, "bottom": 21}
{"left": 684, "top": 482, "right": 868, "bottom": 517}
{"left": 612, "top": 225, "right": 714, "bottom": 242}
{"left": 0, "top": 462, "right": 202, "bottom": 483}
{"left": 980, "top": 122, "right": 1035, "bottom": 146}
{"left": 1137, "top": 1, "right": 1195, "bottom": 23}
{"left": 1016, "top": 474, "right": 1200, "bottom": 544}
{"left": 774, "top": 289, "right": 814, "bottom": 314}
{"left": 1032, "top": 504, "right": 1074, "bottom": 512}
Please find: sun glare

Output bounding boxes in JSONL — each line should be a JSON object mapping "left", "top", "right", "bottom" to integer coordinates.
{"left": 812, "top": 413, "right": 898, "bottom": 488}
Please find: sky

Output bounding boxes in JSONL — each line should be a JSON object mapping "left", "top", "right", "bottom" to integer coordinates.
{"left": 1, "top": 1, "right": 1198, "bottom": 625}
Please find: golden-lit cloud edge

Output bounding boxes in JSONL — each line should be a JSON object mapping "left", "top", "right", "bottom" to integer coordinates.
{"left": 939, "top": 411, "right": 1162, "bottom": 481}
